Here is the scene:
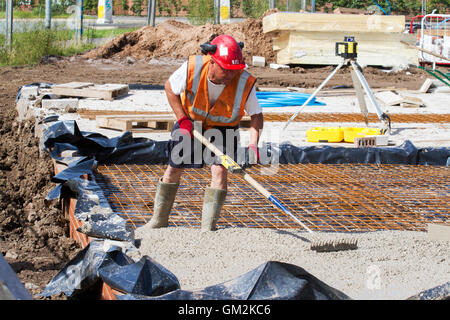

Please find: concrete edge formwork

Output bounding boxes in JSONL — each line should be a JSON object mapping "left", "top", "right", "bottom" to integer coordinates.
{"left": 53, "top": 161, "right": 122, "bottom": 300}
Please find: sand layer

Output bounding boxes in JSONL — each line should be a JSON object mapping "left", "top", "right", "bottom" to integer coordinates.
{"left": 134, "top": 226, "right": 449, "bottom": 300}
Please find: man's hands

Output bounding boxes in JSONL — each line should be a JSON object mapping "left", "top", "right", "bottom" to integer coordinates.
{"left": 248, "top": 143, "right": 260, "bottom": 165}
{"left": 177, "top": 116, "right": 193, "bottom": 138}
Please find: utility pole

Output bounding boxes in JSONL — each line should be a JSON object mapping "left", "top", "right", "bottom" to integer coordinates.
{"left": 301, "top": 0, "right": 306, "bottom": 11}
{"left": 75, "top": 0, "right": 83, "bottom": 42}
{"left": 421, "top": 0, "right": 427, "bottom": 15}
{"left": 147, "top": 0, "right": 156, "bottom": 26}
{"left": 214, "top": 0, "right": 220, "bottom": 25}
{"left": 269, "top": 0, "right": 275, "bottom": 10}
{"left": 45, "top": 0, "right": 51, "bottom": 29}
{"left": 5, "top": 0, "right": 13, "bottom": 49}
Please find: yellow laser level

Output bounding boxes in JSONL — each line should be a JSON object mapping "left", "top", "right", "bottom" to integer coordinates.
{"left": 335, "top": 36, "right": 357, "bottom": 59}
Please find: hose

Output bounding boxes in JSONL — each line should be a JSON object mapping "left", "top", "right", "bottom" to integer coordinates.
{"left": 371, "top": 0, "right": 391, "bottom": 15}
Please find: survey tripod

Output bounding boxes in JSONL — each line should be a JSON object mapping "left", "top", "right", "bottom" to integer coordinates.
{"left": 283, "top": 37, "right": 391, "bottom": 134}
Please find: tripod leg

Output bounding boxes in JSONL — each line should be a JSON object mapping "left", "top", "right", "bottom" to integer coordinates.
{"left": 350, "top": 61, "right": 391, "bottom": 133}
{"left": 282, "top": 60, "right": 346, "bottom": 132}
{"left": 350, "top": 69, "right": 369, "bottom": 126}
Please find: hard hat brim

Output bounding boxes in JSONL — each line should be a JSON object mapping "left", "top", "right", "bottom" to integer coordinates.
{"left": 212, "top": 56, "right": 246, "bottom": 70}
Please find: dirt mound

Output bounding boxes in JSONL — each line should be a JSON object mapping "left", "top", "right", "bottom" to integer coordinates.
{"left": 83, "top": 17, "right": 275, "bottom": 64}
{"left": 0, "top": 96, "right": 80, "bottom": 299}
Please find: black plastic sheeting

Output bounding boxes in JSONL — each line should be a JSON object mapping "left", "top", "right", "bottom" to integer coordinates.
{"left": 407, "top": 281, "right": 450, "bottom": 300}
{"left": 40, "top": 241, "right": 350, "bottom": 300}
{"left": 119, "top": 261, "right": 351, "bottom": 300}
{"left": 40, "top": 240, "right": 180, "bottom": 298}
{"left": 278, "top": 140, "right": 450, "bottom": 166}
{"left": 42, "top": 120, "right": 450, "bottom": 167}
{"left": 0, "top": 254, "right": 33, "bottom": 300}
{"left": 42, "top": 120, "right": 169, "bottom": 164}
{"left": 46, "top": 156, "right": 134, "bottom": 242}
{"left": 40, "top": 119, "right": 449, "bottom": 300}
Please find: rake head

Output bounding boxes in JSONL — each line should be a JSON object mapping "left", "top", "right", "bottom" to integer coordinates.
{"left": 310, "top": 237, "right": 358, "bottom": 253}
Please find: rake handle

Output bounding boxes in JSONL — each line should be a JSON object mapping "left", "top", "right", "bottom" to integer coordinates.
{"left": 193, "top": 129, "right": 313, "bottom": 233}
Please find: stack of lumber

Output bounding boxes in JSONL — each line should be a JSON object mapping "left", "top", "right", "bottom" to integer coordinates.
{"left": 51, "top": 82, "right": 129, "bottom": 100}
{"left": 94, "top": 114, "right": 252, "bottom": 132}
{"left": 262, "top": 12, "right": 419, "bottom": 67}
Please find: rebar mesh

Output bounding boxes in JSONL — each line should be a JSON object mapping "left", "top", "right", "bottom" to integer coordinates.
{"left": 94, "top": 164, "right": 449, "bottom": 232}
{"left": 263, "top": 113, "right": 450, "bottom": 123}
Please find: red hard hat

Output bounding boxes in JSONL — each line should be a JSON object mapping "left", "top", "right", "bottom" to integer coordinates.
{"left": 209, "top": 35, "right": 246, "bottom": 70}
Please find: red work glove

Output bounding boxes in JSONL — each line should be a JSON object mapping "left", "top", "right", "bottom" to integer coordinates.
{"left": 248, "top": 143, "right": 260, "bottom": 165}
{"left": 177, "top": 116, "right": 193, "bottom": 138}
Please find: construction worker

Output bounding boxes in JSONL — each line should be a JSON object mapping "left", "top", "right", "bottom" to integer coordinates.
{"left": 147, "top": 34, "right": 263, "bottom": 231}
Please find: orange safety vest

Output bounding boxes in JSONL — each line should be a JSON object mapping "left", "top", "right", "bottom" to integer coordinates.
{"left": 181, "top": 55, "right": 256, "bottom": 129}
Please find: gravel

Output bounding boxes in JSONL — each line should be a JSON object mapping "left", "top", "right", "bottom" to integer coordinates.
{"left": 134, "top": 226, "right": 450, "bottom": 300}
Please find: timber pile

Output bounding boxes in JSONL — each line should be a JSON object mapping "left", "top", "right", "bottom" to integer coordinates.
{"left": 51, "top": 82, "right": 129, "bottom": 100}
{"left": 262, "top": 13, "right": 418, "bottom": 68}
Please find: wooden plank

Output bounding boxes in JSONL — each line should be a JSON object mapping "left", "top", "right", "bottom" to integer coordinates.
{"left": 55, "top": 81, "right": 94, "bottom": 89}
{"left": 96, "top": 115, "right": 251, "bottom": 132}
{"left": 399, "top": 94, "right": 424, "bottom": 106}
{"left": 284, "top": 30, "right": 416, "bottom": 43}
{"left": 375, "top": 91, "right": 404, "bottom": 106}
{"left": 428, "top": 223, "right": 450, "bottom": 242}
{"left": 287, "top": 87, "right": 406, "bottom": 96}
{"left": 269, "top": 30, "right": 418, "bottom": 67}
{"left": 275, "top": 45, "right": 418, "bottom": 66}
{"left": 401, "top": 40, "right": 450, "bottom": 62}
{"left": 419, "top": 78, "right": 434, "bottom": 93}
{"left": 51, "top": 83, "right": 129, "bottom": 100}
{"left": 275, "top": 46, "right": 418, "bottom": 66}
{"left": 96, "top": 115, "right": 176, "bottom": 132}
{"left": 77, "top": 110, "right": 170, "bottom": 120}
{"left": 263, "top": 12, "right": 405, "bottom": 34}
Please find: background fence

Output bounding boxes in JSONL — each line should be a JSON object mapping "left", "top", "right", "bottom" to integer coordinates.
{"left": 1, "top": 1, "right": 449, "bottom": 19}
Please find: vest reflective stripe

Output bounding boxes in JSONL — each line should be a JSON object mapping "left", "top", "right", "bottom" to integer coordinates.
{"left": 183, "top": 55, "right": 256, "bottom": 128}
{"left": 186, "top": 55, "right": 204, "bottom": 105}
{"left": 190, "top": 71, "right": 251, "bottom": 124}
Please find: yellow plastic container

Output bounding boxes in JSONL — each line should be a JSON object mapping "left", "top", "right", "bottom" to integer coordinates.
{"left": 306, "top": 127, "right": 344, "bottom": 143}
{"left": 343, "top": 127, "right": 383, "bottom": 143}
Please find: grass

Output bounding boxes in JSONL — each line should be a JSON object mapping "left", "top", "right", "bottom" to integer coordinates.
{"left": 0, "top": 23, "right": 138, "bottom": 66}
{"left": 0, "top": 9, "right": 96, "bottom": 19}
{"left": 86, "top": 27, "right": 140, "bottom": 39}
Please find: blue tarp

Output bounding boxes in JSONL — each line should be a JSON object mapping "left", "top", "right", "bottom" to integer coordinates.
{"left": 256, "top": 91, "right": 326, "bottom": 108}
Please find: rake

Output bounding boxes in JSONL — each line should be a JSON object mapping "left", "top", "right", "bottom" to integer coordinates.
{"left": 193, "top": 129, "right": 358, "bottom": 253}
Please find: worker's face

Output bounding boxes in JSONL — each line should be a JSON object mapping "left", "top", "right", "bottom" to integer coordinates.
{"left": 208, "top": 59, "right": 239, "bottom": 85}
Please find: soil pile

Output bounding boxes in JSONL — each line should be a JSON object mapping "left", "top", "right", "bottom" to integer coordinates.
{"left": 0, "top": 81, "right": 80, "bottom": 300}
{"left": 83, "top": 17, "right": 276, "bottom": 64}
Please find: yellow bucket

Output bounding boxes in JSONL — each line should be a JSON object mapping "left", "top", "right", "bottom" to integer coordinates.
{"left": 343, "top": 127, "right": 383, "bottom": 143}
{"left": 306, "top": 127, "right": 344, "bottom": 143}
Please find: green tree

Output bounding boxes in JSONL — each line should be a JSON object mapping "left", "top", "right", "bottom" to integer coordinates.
{"left": 122, "top": 0, "right": 129, "bottom": 12}
{"left": 131, "top": 0, "right": 143, "bottom": 16}
{"left": 187, "top": 0, "right": 215, "bottom": 25}
{"left": 241, "top": 0, "right": 269, "bottom": 18}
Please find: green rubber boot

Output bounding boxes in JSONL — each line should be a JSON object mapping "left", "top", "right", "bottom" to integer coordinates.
{"left": 148, "top": 178, "right": 179, "bottom": 228}
{"left": 201, "top": 187, "right": 227, "bottom": 231}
